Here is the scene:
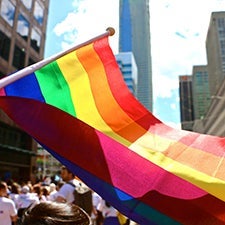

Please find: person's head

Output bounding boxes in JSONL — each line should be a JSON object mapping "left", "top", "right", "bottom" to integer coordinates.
{"left": 60, "top": 166, "right": 75, "bottom": 182}
{"left": 0, "top": 181, "right": 8, "bottom": 197}
{"left": 49, "top": 183, "right": 56, "bottom": 193}
{"left": 11, "top": 182, "right": 20, "bottom": 194}
{"left": 21, "top": 185, "right": 30, "bottom": 194}
{"left": 41, "top": 186, "right": 49, "bottom": 196}
{"left": 19, "top": 202, "right": 90, "bottom": 225}
{"left": 33, "top": 184, "right": 41, "bottom": 196}
{"left": 104, "top": 200, "right": 112, "bottom": 208}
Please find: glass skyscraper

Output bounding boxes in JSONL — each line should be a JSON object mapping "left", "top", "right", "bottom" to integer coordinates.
{"left": 119, "top": 0, "right": 153, "bottom": 111}
{"left": 116, "top": 52, "right": 137, "bottom": 95}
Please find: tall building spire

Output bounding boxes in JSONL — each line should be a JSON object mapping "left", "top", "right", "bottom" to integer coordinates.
{"left": 119, "top": 0, "right": 153, "bottom": 111}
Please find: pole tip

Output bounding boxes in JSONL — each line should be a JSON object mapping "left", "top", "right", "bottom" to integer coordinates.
{"left": 106, "top": 27, "right": 115, "bottom": 36}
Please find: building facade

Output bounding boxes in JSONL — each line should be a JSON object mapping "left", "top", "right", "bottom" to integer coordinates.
{"left": 198, "top": 78, "right": 225, "bottom": 136}
{"left": 206, "top": 11, "right": 225, "bottom": 97}
{"left": 192, "top": 65, "right": 211, "bottom": 120}
{"left": 0, "top": 0, "right": 49, "bottom": 182}
{"left": 192, "top": 12, "right": 225, "bottom": 135}
{"left": 119, "top": 0, "right": 153, "bottom": 111}
{"left": 116, "top": 52, "right": 137, "bottom": 95}
{"left": 179, "top": 75, "right": 194, "bottom": 131}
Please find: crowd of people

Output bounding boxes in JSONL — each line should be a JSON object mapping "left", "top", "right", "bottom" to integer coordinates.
{"left": 0, "top": 166, "right": 134, "bottom": 225}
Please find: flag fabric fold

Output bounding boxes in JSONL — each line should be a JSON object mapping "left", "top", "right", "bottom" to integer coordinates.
{"left": 1, "top": 34, "right": 225, "bottom": 224}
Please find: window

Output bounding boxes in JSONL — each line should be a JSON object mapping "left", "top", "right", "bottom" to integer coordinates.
{"left": 0, "top": 30, "right": 11, "bottom": 60}
{"left": 31, "top": 27, "right": 41, "bottom": 52}
{"left": 13, "top": 45, "right": 25, "bottom": 69}
{"left": 21, "top": 0, "right": 32, "bottom": 10}
{"left": 0, "top": 122, "right": 32, "bottom": 149}
{"left": 218, "top": 18, "right": 225, "bottom": 28}
{"left": 34, "top": 1, "right": 44, "bottom": 25}
{"left": 17, "top": 13, "right": 30, "bottom": 41}
{"left": 0, "top": 0, "right": 15, "bottom": 26}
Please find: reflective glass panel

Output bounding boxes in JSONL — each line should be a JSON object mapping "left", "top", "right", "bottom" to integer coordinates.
{"left": 13, "top": 45, "right": 25, "bottom": 69}
{"left": 0, "top": 30, "right": 11, "bottom": 60}
{"left": 31, "top": 27, "right": 41, "bottom": 52}
{"left": 21, "top": 0, "right": 32, "bottom": 10}
{"left": 0, "top": 0, "right": 15, "bottom": 27}
{"left": 34, "top": 1, "right": 44, "bottom": 25}
{"left": 17, "top": 14, "right": 30, "bottom": 41}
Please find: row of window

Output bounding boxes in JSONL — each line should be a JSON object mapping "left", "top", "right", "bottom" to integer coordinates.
{"left": 218, "top": 18, "right": 225, "bottom": 61}
{"left": 220, "top": 40, "right": 225, "bottom": 58}
{"left": 0, "top": 30, "right": 36, "bottom": 70}
{"left": 218, "top": 18, "right": 225, "bottom": 28}
{"left": 0, "top": 0, "right": 42, "bottom": 53}
{"left": 0, "top": 121, "right": 32, "bottom": 150}
{"left": 219, "top": 30, "right": 225, "bottom": 37}
{"left": 194, "top": 72, "right": 209, "bottom": 85}
{"left": 1, "top": 0, "right": 44, "bottom": 26}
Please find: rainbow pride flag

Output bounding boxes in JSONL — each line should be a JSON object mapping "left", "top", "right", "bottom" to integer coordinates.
{"left": 1, "top": 31, "right": 225, "bottom": 224}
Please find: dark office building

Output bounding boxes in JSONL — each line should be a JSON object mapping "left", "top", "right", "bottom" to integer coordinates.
{"left": 0, "top": 0, "right": 49, "bottom": 182}
{"left": 179, "top": 75, "right": 194, "bottom": 131}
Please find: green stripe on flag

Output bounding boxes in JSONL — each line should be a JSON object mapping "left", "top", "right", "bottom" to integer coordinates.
{"left": 35, "top": 61, "right": 76, "bottom": 116}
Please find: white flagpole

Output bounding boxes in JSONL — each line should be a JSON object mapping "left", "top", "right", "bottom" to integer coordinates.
{"left": 0, "top": 27, "right": 115, "bottom": 89}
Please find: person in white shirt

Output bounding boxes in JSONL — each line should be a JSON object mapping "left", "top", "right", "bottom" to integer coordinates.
{"left": 15, "top": 185, "right": 39, "bottom": 217}
{"left": 8, "top": 182, "right": 20, "bottom": 204}
{"left": 55, "top": 166, "right": 79, "bottom": 204}
{"left": 49, "top": 183, "right": 57, "bottom": 194}
{"left": 48, "top": 181, "right": 65, "bottom": 202}
{"left": 0, "top": 181, "right": 17, "bottom": 225}
{"left": 92, "top": 191, "right": 103, "bottom": 225}
{"left": 97, "top": 199, "right": 120, "bottom": 225}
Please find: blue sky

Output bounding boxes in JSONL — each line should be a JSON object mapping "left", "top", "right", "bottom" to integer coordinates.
{"left": 44, "top": 0, "right": 225, "bottom": 129}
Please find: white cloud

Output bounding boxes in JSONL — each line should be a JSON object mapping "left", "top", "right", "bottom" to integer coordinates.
{"left": 152, "top": 71, "right": 178, "bottom": 99}
{"left": 170, "top": 103, "right": 176, "bottom": 110}
{"left": 53, "top": 13, "right": 79, "bottom": 37}
{"left": 53, "top": 0, "right": 119, "bottom": 54}
{"left": 150, "top": 0, "right": 225, "bottom": 99}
